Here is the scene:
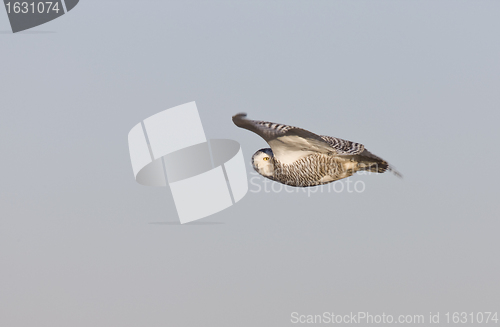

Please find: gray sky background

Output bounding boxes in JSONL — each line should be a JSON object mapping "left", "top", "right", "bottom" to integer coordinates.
{"left": 1, "top": 1, "right": 499, "bottom": 326}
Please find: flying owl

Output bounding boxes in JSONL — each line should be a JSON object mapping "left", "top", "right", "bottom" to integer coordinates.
{"left": 232, "top": 113, "right": 401, "bottom": 187}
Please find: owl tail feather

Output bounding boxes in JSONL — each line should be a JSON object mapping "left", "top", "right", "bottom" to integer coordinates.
{"left": 355, "top": 150, "right": 403, "bottom": 178}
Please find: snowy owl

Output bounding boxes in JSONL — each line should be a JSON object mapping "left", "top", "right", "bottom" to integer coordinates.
{"left": 233, "top": 113, "right": 401, "bottom": 187}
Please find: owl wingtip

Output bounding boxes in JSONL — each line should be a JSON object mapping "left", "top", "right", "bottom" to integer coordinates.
{"left": 232, "top": 113, "right": 247, "bottom": 119}
{"left": 232, "top": 113, "right": 248, "bottom": 125}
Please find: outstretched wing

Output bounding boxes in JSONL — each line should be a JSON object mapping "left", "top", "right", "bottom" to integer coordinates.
{"left": 319, "top": 135, "right": 365, "bottom": 155}
{"left": 232, "top": 113, "right": 338, "bottom": 164}
{"left": 321, "top": 136, "right": 402, "bottom": 177}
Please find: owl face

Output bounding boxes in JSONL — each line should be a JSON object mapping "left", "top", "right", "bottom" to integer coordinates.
{"left": 252, "top": 148, "right": 274, "bottom": 177}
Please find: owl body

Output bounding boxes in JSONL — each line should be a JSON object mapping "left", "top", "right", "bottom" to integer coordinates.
{"left": 257, "top": 152, "right": 350, "bottom": 187}
{"left": 253, "top": 149, "right": 383, "bottom": 187}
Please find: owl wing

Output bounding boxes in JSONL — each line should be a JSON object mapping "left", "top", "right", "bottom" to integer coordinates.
{"left": 321, "top": 135, "right": 402, "bottom": 177}
{"left": 319, "top": 135, "right": 365, "bottom": 155}
{"left": 232, "top": 113, "right": 340, "bottom": 164}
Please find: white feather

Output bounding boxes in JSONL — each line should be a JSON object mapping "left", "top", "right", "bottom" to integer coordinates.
{"left": 268, "top": 136, "right": 319, "bottom": 164}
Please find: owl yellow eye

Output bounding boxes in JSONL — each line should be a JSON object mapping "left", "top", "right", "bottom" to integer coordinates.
{"left": 263, "top": 157, "right": 270, "bottom": 161}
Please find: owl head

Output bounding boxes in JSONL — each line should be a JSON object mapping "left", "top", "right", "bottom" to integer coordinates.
{"left": 251, "top": 148, "right": 274, "bottom": 177}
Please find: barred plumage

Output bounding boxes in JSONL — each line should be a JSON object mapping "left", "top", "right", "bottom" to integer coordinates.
{"left": 272, "top": 154, "right": 348, "bottom": 187}
{"left": 233, "top": 113, "right": 401, "bottom": 187}
{"left": 320, "top": 135, "right": 364, "bottom": 155}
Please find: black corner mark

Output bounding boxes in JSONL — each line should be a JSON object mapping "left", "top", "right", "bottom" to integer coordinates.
{"left": 3, "top": 0, "right": 79, "bottom": 33}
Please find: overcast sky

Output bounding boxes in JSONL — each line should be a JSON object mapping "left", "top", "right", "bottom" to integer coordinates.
{"left": 1, "top": 1, "right": 499, "bottom": 326}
